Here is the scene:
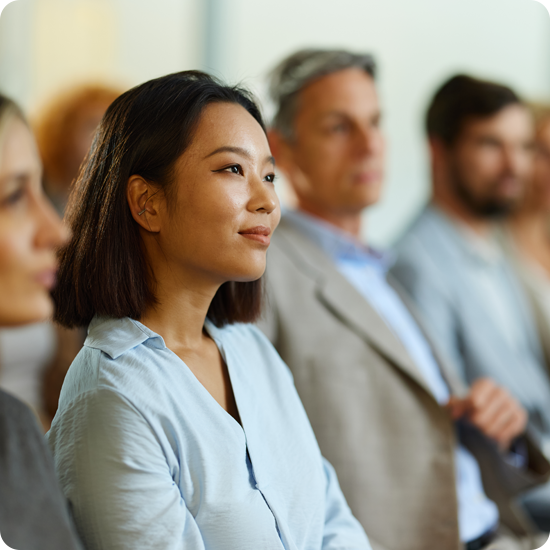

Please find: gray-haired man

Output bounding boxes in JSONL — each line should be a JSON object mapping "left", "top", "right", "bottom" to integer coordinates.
{"left": 259, "top": 49, "right": 550, "bottom": 550}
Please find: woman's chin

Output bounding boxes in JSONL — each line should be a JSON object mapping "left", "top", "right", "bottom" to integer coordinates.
{"left": 229, "top": 268, "right": 266, "bottom": 284}
{"left": 0, "top": 298, "right": 53, "bottom": 327}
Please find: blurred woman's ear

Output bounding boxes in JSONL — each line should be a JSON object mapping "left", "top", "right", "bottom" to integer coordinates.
{"left": 127, "top": 175, "right": 162, "bottom": 233}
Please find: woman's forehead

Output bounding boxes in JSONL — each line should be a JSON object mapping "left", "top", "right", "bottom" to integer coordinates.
{"left": 190, "top": 103, "right": 268, "bottom": 153}
{"left": 0, "top": 119, "right": 41, "bottom": 179}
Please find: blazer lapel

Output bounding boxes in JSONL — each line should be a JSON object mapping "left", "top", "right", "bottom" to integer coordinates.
{"left": 389, "top": 275, "right": 469, "bottom": 398}
{"left": 275, "top": 219, "right": 436, "bottom": 399}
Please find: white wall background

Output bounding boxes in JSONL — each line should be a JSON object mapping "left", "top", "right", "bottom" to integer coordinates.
{"left": 0, "top": 0, "right": 202, "bottom": 111}
{"left": 1, "top": 0, "right": 549, "bottom": 245}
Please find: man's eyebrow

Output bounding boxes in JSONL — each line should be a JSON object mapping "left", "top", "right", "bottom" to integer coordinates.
{"left": 317, "top": 109, "right": 382, "bottom": 120}
{"left": 204, "top": 146, "right": 275, "bottom": 165}
{"left": 317, "top": 111, "right": 348, "bottom": 120}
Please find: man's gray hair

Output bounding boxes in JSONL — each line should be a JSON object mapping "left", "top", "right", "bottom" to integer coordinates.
{"left": 269, "top": 48, "right": 376, "bottom": 140}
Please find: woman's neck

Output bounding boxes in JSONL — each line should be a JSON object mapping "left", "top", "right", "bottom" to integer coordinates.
{"left": 139, "top": 272, "right": 219, "bottom": 352}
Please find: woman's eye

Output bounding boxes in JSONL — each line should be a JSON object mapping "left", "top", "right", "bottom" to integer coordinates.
{"left": 2, "top": 187, "right": 25, "bottom": 207}
{"left": 212, "top": 164, "right": 244, "bottom": 176}
{"left": 264, "top": 173, "right": 276, "bottom": 183}
{"left": 226, "top": 165, "right": 242, "bottom": 175}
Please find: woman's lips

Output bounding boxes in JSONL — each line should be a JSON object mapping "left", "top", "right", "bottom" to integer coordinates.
{"left": 239, "top": 226, "right": 271, "bottom": 246}
{"left": 35, "top": 268, "right": 57, "bottom": 290}
{"left": 353, "top": 171, "right": 381, "bottom": 184}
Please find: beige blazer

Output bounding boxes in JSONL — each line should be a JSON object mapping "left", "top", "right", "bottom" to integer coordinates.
{"left": 258, "top": 217, "right": 550, "bottom": 550}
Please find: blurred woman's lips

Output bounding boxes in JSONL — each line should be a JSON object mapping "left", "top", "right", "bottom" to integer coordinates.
{"left": 353, "top": 171, "right": 381, "bottom": 184}
{"left": 238, "top": 225, "right": 271, "bottom": 245}
{"left": 35, "top": 268, "right": 57, "bottom": 290}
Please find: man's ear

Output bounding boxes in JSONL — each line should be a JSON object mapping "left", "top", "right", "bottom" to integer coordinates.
{"left": 428, "top": 136, "right": 456, "bottom": 196}
{"left": 127, "top": 175, "right": 162, "bottom": 233}
{"left": 267, "top": 129, "right": 294, "bottom": 175}
{"left": 428, "top": 136, "right": 450, "bottom": 167}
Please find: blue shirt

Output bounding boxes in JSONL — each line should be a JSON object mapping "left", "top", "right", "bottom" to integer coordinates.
{"left": 285, "top": 209, "right": 499, "bottom": 543}
{"left": 393, "top": 206, "right": 550, "bottom": 448}
{"left": 47, "top": 316, "right": 371, "bottom": 550}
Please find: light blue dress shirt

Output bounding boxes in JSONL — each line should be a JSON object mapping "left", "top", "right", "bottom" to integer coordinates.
{"left": 47, "top": 316, "right": 371, "bottom": 550}
{"left": 285, "top": 209, "right": 499, "bottom": 543}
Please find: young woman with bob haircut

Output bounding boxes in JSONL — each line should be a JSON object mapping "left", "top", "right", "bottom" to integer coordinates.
{"left": 47, "top": 71, "right": 371, "bottom": 550}
{"left": 0, "top": 94, "right": 82, "bottom": 549}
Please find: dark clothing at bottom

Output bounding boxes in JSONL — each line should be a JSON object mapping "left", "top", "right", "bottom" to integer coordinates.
{"left": 0, "top": 390, "right": 82, "bottom": 550}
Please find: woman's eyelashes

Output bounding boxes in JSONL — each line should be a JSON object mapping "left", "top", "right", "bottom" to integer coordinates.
{"left": 1, "top": 180, "right": 27, "bottom": 208}
{"left": 212, "top": 164, "right": 244, "bottom": 176}
{"left": 212, "top": 164, "right": 276, "bottom": 184}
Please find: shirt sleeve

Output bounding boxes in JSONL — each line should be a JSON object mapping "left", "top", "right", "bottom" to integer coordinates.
{"left": 47, "top": 388, "right": 205, "bottom": 550}
{"left": 321, "top": 457, "right": 372, "bottom": 550}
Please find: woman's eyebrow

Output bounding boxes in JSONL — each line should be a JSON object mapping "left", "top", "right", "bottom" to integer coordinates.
{"left": 204, "top": 146, "right": 252, "bottom": 160}
{"left": 0, "top": 173, "right": 27, "bottom": 187}
{"left": 204, "top": 146, "right": 275, "bottom": 166}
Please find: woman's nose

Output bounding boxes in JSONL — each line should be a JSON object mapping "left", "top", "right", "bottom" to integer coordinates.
{"left": 35, "top": 193, "right": 70, "bottom": 250}
{"left": 248, "top": 176, "right": 278, "bottom": 214}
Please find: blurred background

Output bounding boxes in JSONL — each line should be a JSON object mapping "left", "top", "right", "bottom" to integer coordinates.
{"left": 1, "top": 0, "right": 549, "bottom": 246}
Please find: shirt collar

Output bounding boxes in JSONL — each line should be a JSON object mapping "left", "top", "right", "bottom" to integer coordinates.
{"left": 86, "top": 316, "right": 222, "bottom": 360}
{"left": 284, "top": 208, "right": 394, "bottom": 272}
{"left": 85, "top": 317, "right": 165, "bottom": 359}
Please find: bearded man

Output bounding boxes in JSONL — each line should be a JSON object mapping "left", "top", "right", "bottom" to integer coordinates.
{"left": 392, "top": 74, "right": 550, "bottom": 531}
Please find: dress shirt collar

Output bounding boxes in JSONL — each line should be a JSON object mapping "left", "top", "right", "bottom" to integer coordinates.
{"left": 85, "top": 316, "right": 219, "bottom": 359}
{"left": 284, "top": 208, "right": 394, "bottom": 273}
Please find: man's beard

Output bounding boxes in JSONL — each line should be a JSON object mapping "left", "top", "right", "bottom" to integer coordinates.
{"left": 449, "top": 169, "right": 522, "bottom": 219}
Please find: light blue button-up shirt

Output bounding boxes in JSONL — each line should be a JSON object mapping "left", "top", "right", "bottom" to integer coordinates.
{"left": 285, "top": 209, "right": 499, "bottom": 543}
{"left": 46, "top": 316, "right": 371, "bottom": 550}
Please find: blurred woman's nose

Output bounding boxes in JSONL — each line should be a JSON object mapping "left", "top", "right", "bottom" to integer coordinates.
{"left": 35, "top": 194, "right": 70, "bottom": 250}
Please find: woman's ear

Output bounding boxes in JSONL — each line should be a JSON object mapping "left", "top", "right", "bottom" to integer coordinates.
{"left": 127, "top": 175, "right": 162, "bottom": 233}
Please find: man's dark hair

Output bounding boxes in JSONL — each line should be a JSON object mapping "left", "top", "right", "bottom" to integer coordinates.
{"left": 426, "top": 74, "right": 522, "bottom": 144}
{"left": 53, "top": 70, "right": 266, "bottom": 329}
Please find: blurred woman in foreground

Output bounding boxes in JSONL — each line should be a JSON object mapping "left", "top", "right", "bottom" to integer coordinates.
{"left": 0, "top": 85, "right": 121, "bottom": 429}
{"left": 47, "top": 71, "right": 371, "bottom": 550}
{"left": 0, "top": 94, "right": 82, "bottom": 549}
{"left": 504, "top": 105, "right": 550, "bottom": 366}
{"left": 35, "top": 85, "right": 121, "bottom": 215}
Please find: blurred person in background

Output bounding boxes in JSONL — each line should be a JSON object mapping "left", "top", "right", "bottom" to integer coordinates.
{"left": 47, "top": 71, "right": 371, "bottom": 550}
{"left": 0, "top": 93, "right": 82, "bottom": 549}
{"left": 502, "top": 105, "right": 550, "bottom": 365}
{"left": 392, "top": 75, "right": 550, "bottom": 531}
{"left": 259, "top": 49, "right": 549, "bottom": 550}
{"left": 0, "top": 85, "right": 120, "bottom": 429}
{"left": 35, "top": 84, "right": 122, "bottom": 215}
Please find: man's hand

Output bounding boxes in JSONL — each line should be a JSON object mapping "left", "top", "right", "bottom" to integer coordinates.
{"left": 444, "top": 378, "right": 527, "bottom": 451}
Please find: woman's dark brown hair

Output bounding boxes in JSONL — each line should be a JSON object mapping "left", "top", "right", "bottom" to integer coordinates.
{"left": 53, "top": 71, "right": 267, "bottom": 329}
